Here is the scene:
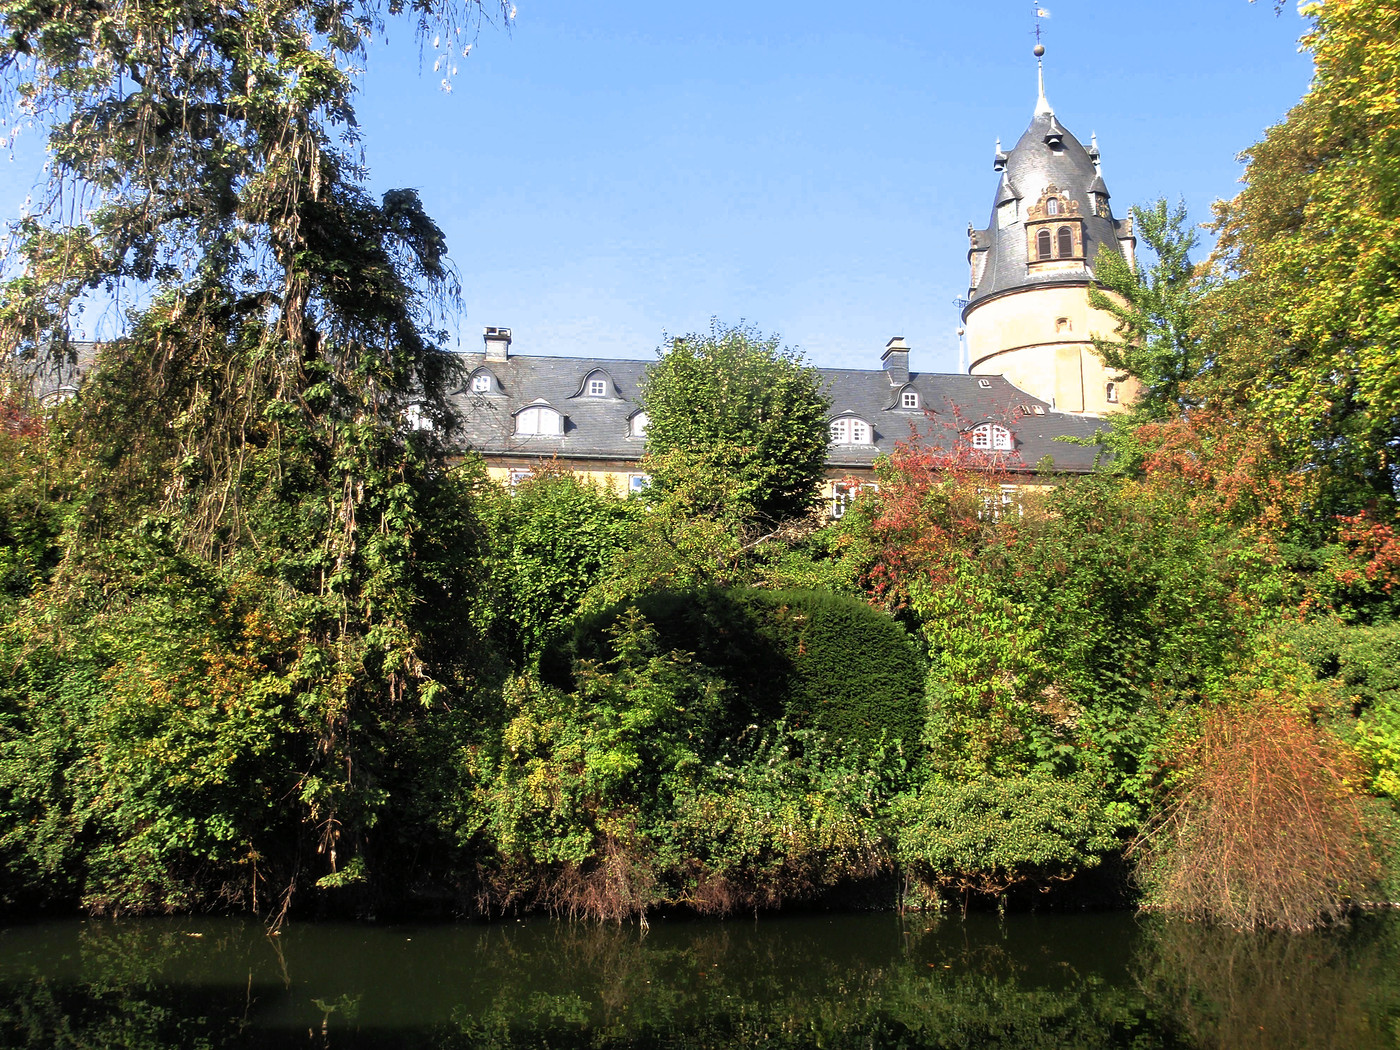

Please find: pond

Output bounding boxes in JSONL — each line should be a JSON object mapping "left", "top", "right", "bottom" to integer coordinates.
{"left": 2, "top": 910, "right": 1398, "bottom": 1049}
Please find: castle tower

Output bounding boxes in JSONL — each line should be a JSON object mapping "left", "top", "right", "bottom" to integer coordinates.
{"left": 962, "top": 49, "right": 1138, "bottom": 415}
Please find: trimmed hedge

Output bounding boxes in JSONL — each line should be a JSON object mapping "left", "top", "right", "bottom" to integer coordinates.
{"left": 543, "top": 586, "right": 925, "bottom": 755}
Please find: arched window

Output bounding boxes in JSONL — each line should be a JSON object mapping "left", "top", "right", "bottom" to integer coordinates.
{"left": 969, "top": 423, "right": 1012, "bottom": 451}
{"left": 829, "top": 417, "right": 872, "bottom": 445}
{"left": 515, "top": 405, "right": 563, "bottom": 436}
{"left": 1046, "top": 197, "right": 1060, "bottom": 216}
{"left": 629, "top": 411, "right": 649, "bottom": 438}
{"left": 1036, "top": 229, "right": 1052, "bottom": 260}
{"left": 1106, "top": 382, "right": 1119, "bottom": 404}
{"left": 1057, "top": 226, "right": 1074, "bottom": 258}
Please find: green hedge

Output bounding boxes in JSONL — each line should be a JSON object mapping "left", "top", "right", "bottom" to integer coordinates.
{"left": 543, "top": 586, "right": 924, "bottom": 756}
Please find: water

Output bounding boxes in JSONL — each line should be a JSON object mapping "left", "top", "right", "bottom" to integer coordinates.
{"left": 1, "top": 910, "right": 1398, "bottom": 1048}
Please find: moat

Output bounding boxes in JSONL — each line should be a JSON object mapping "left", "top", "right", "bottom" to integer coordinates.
{"left": 3, "top": 910, "right": 1399, "bottom": 1048}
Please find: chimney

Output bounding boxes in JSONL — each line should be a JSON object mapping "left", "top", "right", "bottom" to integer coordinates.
{"left": 483, "top": 326, "right": 512, "bottom": 361}
{"left": 882, "top": 336, "right": 910, "bottom": 385}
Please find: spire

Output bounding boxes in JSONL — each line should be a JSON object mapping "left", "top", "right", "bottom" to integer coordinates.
{"left": 1034, "top": 43, "right": 1052, "bottom": 116}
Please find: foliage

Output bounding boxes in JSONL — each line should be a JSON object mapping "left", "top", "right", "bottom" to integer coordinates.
{"left": 894, "top": 775, "right": 1118, "bottom": 901}
{"left": 1088, "top": 198, "right": 1205, "bottom": 428}
{"left": 1197, "top": 0, "right": 1400, "bottom": 519}
{"left": 1133, "top": 675, "right": 1379, "bottom": 930}
{"left": 481, "top": 466, "right": 637, "bottom": 666}
{"left": 547, "top": 586, "right": 925, "bottom": 761}
{"left": 640, "top": 321, "right": 831, "bottom": 529}
{"left": 852, "top": 434, "right": 1254, "bottom": 814}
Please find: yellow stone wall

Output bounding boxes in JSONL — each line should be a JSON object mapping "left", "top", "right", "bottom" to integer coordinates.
{"left": 964, "top": 285, "right": 1139, "bottom": 415}
{"left": 483, "top": 463, "right": 647, "bottom": 497}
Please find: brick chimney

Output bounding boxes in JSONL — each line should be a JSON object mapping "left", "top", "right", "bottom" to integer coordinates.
{"left": 483, "top": 326, "right": 512, "bottom": 361}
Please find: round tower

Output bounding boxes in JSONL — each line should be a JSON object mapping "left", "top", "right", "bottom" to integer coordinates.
{"left": 962, "top": 51, "right": 1138, "bottom": 415}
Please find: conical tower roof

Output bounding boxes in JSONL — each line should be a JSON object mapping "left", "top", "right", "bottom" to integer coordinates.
{"left": 963, "top": 68, "right": 1133, "bottom": 317}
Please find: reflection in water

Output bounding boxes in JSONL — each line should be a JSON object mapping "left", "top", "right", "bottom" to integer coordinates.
{"left": 0, "top": 911, "right": 1397, "bottom": 1049}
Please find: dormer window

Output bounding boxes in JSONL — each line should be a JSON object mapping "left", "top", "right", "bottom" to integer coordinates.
{"left": 1046, "top": 197, "right": 1060, "bottom": 216}
{"left": 829, "top": 416, "right": 872, "bottom": 445}
{"left": 901, "top": 390, "right": 920, "bottom": 409}
{"left": 629, "top": 411, "right": 649, "bottom": 438}
{"left": 471, "top": 373, "right": 492, "bottom": 394}
{"left": 587, "top": 378, "right": 607, "bottom": 397}
{"left": 969, "top": 423, "right": 1013, "bottom": 451}
{"left": 515, "top": 403, "right": 563, "bottom": 436}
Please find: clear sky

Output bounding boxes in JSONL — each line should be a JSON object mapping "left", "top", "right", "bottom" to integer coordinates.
{"left": 1, "top": 1, "right": 1316, "bottom": 374}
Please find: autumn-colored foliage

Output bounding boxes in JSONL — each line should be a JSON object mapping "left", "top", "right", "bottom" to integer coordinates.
{"left": 1133, "top": 695, "right": 1377, "bottom": 930}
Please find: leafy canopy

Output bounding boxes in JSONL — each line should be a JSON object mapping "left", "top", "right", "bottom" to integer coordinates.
{"left": 640, "top": 321, "right": 831, "bottom": 528}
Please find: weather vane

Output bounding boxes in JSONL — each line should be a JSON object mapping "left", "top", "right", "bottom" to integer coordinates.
{"left": 1033, "top": 5, "right": 1049, "bottom": 55}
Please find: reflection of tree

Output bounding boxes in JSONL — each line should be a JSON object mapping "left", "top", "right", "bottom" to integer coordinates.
{"left": 4, "top": 915, "right": 1400, "bottom": 1049}
{"left": 1135, "top": 917, "right": 1400, "bottom": 1050}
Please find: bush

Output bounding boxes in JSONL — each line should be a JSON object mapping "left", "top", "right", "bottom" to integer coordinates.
{"left": 1133, "top": 697, "right": 1378, "bottom": 930}
{"left": 543, "top": 586, "right": 925, "bottom": 759}
{"left": 893, "top": 775, "right": 1118, "bottom": 902}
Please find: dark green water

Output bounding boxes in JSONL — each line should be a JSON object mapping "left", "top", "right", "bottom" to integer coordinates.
{"left": 2, "top": 910, "right": 1399, "bottom": 1049}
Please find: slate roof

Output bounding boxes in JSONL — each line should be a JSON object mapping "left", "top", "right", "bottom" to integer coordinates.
{"left": 965, "top": 105, "right": 1133, "bottom": 313}
{"left": 450, "top": 349, "right": 1109, "bottom": 475}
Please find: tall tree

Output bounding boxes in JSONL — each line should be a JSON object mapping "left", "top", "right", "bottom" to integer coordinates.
{"left": 640, "top": 321, "right": 831, "bottom": 529}
{"left": 1088, "top": 198, "right": 1205, "bottom": 426}
{"left": 1198, "top": 0, "right": 1400, "bottom": 518}
{"left": 0, "top": 0, "right": 509, "bottom": 912}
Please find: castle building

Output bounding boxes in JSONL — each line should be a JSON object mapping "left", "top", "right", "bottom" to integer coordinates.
{"left": 452, "top": 51, "right": 1128, "bottom": 509}
{"left": 963, "top": 53, "right": 1138, "bottom": 415}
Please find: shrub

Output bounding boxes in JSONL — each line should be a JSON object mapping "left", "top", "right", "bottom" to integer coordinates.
{"left": 1133, "top": 698, "right": 1378, "bottom": 930}
{"left": 893, "top": 775, "right": 1118, "bottom": 903}
{"left": 543, "top": 586, "right": 925, "bottom": 759}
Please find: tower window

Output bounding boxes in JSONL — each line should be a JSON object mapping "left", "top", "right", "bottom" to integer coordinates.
{"left": 1055, "top": 316, "right": 1072, "bottom": 334}
{"left": 1046, "top": 197, "right": 1060, "bottom": 216}
{"left": 1106, "top": 382, "right": 1119, "bottom": 404}
{"left": 1057, "top": 226, "right": 1074, "bottom": 258}
{"left": 1036, "top": 229, "right": 1052, "bottom": 260}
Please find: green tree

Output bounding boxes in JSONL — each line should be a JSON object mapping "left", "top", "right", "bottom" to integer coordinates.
{"left": 1088, "top": 198, "right": 1205, "bottom": 427}
{"left": 1197, "top": 0, "right": 1400, "bottom": 517}
{"left": 0, "top": 0, "right": 508, "bottom": 913}
{"left": 640, "top": 321, "right": 831, "bottom": 529}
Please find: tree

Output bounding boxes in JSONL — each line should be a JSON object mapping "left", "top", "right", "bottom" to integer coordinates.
{"left": 0, "top": 0, "right": 509, "bottom": 913}
{"left": 1088, "top": 199, "right": 1205, "bottom": 426}
{"left": 640, "top": 321, "right": 831, "bottom": 529}
{"left": 1196, "top": 0, "right": 1400, "bottom": 519}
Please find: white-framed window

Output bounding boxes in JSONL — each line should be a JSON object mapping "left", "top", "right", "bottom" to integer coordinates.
{"left": 403, "top": 403, "right": 432, "bottom": 431}
{"left": 830, "top": 481, "right": 878, "bottom": 519}
{"left": 829, "top": 416, "right": 872, "bottom": 445}
{"left": 977, "top": 379, "right": 992, "bottom": 389}
{"left": 628, "top": 473, "right": 651, "bottom": 494}
{"left": 1106, "top": 381, "right": 1119, "bottom": 404}
{"left": 515, "top": 404, "right": 563, "bottom": 436}
{"left": 1046, "top": 197, "right": 1060, "bottom": 216}
{"left": 508, "top": 468, "right": 533, "bottom": 489}
{"left": 978, "top": 484, "right": 1021, "bottom": 521}
{"left": 471, "top": 373, "right": 491, "bottom": 393}
{"left": 901, "top": 390, "right": 919, "bottom": 409}
{"left": 969, "top": 423, "right": 1013, "bottom": 451}
{"left": 629, "top": 411, "right": 649, "bottom": 438}
{"left": 587, "top": 377, "right": 607, "bottom": 397}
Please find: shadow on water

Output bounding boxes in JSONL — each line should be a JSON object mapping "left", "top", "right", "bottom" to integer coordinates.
{"left": 1, "top": 911, "right": 1398, "bottom": 1048}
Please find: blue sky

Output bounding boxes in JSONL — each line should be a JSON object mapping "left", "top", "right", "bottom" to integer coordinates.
{"left": 1, "top": 1, "right": 1316, "bottom": 373}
